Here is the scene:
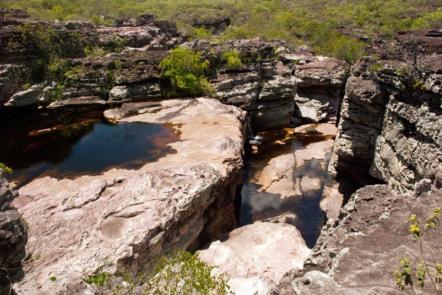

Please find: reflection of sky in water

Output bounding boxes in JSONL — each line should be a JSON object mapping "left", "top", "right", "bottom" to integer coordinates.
{"left": 240, "top": 131, "right": 335, "bottom": 248}
{"left": 5, "top": 122, "right": 178, "bottom": 187}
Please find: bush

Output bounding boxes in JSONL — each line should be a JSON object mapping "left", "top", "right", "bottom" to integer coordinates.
{"left": 83, "top": 251, "right": 231, "bottom": 295}
{"left": 145, "top": 250, "right": 230, "bottom": 295}
{"left": 0, "top": 163, "right": 13, "bottom": 174}
{"left": 160, "top": 47, "right": 212, "bottom": 96}
{"left": 221, "top": 50, "right": 243, "bottom": 70}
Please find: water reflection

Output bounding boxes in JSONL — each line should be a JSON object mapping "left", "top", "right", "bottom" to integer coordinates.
{"left": 1, "top": 121, "right": 179, "bottom": 187}
{"left": 240, "top": 124, "right": 338, "bottom": 248}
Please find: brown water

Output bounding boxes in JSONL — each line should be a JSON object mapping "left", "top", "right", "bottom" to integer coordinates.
{"left": 240, "top": 125, "right": 362, "bottom": 248}
{"left": 1, "top": 114, "right": 180, "bottom": 187}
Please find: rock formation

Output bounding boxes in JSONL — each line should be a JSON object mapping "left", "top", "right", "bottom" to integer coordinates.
{"left": 279, "top": 178, "right": 442, "bottom": 294}
{"left": 198, "top": 222, "right": 311, "bottom": 295}
{"left": 12, "top": 98, "right": 245, "bottom": 294}
{"left": 0, "top": 176, "right": 27, "bottom": 294}
{"left": 330, "top": 30, "right": 442, "bottom": 194}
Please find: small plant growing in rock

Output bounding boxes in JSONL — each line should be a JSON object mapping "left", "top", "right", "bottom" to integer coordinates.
{"left": 82, "top": 251, "right": 230, "bottom": 294}
{"left": 84, "top": 272, "right": 111, "bottom": 287}
{"left": 394, "top": 208, "right": 442, "bottom": 294}
{"left": 83, "top": 46, "right": 108, "bottom": 57}
{"left": 145, "top": 250, "right": 231, "bottom": 295}
{"left": 221, "top": 50, "right": 244, "bottom": 70}
{"left": 160, "top": 47, "right": 213, "bottom": 96}
{"left": 0, "top": 162, "right": 13, "bottom": 175}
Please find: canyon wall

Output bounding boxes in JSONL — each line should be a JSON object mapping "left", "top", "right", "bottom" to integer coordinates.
{"left": 330, "top": 30, "right": 442, "bottom": 194}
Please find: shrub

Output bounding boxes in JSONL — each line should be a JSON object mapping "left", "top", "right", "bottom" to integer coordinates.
{"left": 394, "top": 208, "right": 442, "bottom": 293}
{"left": 0, "top": 163, "right": 13, "bottom": 174}
{"left": 145, "top": 250, "right": 231, "bottom": 295}
{"left": 192, "top": 27, "right": 212, "bottom": 39}
{"left": 83, "top": 251, "right": 231, "bottom": 295}
{"left": 83, "top": 46, "right": 108, "bottom": 57}
{"left": 221, "top": 50, "right": 243, "bottom": 70}
{"left": 160, "top": 47, "right": 212, "bottom": 96}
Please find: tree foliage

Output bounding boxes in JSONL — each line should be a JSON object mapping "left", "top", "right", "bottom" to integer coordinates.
{"left": 160, "top": 47, "right": 212, "bottom": 96}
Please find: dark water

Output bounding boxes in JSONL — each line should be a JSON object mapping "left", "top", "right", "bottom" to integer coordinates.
{"left": 240, "top": 127, "right": 363, "bottom": 248}
{"left": 1, "top": 120, "right": 179, "bottom": 187}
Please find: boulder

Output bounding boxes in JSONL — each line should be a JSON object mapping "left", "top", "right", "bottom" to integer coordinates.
{"left": 4, "top": 83, "right": 46, "bottom": 107}
{"left": 0, "top": 64, "right": 29, "bottom": 104}
{"left": 13, "top": 98, "right": 245, "bottom": 294}
{"left": 198, "top": 222, "right": 311, "bottom": 295}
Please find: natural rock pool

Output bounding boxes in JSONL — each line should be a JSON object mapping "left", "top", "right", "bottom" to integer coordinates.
{"left": 1, "top": 119, "right": 179, "bottom": 187}
{"left": 240, "top": 124, "right": 362, "bottom": 248}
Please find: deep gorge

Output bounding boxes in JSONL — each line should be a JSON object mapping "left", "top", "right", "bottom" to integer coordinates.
{"left": 0, "top": 7, "right": 441, "bottom": 295}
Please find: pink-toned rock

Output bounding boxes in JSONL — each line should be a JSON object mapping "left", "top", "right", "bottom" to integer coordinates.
{"left": 198, "top": 222, "right": 311, "bottom": 295}
{"left": 13, "top": 98, "right": 245, "bottom": 294}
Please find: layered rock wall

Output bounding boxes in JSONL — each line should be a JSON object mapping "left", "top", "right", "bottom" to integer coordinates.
{"left": 330, "top": 31, "right": 442, "bottom": 194}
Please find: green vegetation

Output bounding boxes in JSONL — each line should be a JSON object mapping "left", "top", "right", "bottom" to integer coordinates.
{"left": 394, "top": 208, "right": 442, "bottom": 294}
{"left": 0, "top": 163, "right": 13, "bottom": 174}
{"left": 83, "top": 251, "right": 230, "bottom": 294}
{"left": 160, "top": 47, "right": 213, "bottom": 96}
{"left": 84, "top": 272, "right": 111, "bottom": 287}
{"left": 2, "top": 0, "right": 442, "bottom": 62}
{"left": 146, "top": 250, "right": 230, "bottom": 294}
{"left": 222, "top": 50, "right": 244, "bottom": 70}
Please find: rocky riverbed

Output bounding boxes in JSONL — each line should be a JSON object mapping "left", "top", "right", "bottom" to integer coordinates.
{"left": 11, "top": 98, "right": 245, "bottom": 294}
{"left": 0, "top": 7, "right": 441, "bottom": 295}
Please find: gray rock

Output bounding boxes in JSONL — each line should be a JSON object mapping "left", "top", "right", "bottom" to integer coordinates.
{"left": 47, "top": 96, "right": 107, "bottom": 108}
{"left": 4, "top": 83, "right": 46, "bottom": 107}
{"left": 108, "top": 83, "right": 162, "bottom": 102}
{"left": 285, "top": 185, "right": 442, "bottom": 295}
{"left": 0, "top": 64, "right": 28, "bottom": 105}
{"left": 0, "top": 177, "right": 27, "bottom": 293}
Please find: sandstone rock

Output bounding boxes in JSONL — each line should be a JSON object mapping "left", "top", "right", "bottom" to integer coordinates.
{"left": 47, "top": 96, "right": 107, "bottom": 109}
{"left": 285, "top": 185, "right": 442, "bottom": 295}
{"left": 0, "top": 64, "right": 28, "bottom": 104}
{"left": 0, "top": 177, "right": 27, "bottom": 293}
{"left": 13, "top": 98, "right": 245, "bottom": 294}
{"left": 294, "top": 57, "right": 348, "bottom": 123}
{"left": 329, "top": 71, "right": 387, "bottom": 176}
{"left": 198, "top": 222, "right": 311, "bottom": 295}
{"left": 213, "top": 71, "right": 260, "bottom": 110}
{"left": 4, "top": 83, "right": 46, "bottom": 107}
{"left": 108, "top": 83, "right": 162, "bottom": 102}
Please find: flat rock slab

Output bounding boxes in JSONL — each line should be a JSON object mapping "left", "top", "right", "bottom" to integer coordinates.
{"left": 13, "top": 98, "right": 245, "bottom": 294}
{"left": 198, "top": 222, "right": 311, "bottom": 295}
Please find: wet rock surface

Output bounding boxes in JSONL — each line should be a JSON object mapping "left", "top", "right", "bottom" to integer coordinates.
{"left": 0, "top": 176, "right": 27, "bottom": 293}
{"left": 12, "top": 98, "right": 245, "bottom": 294}
{"left": 240, "top": 123, "right": 344, "bottom": 245}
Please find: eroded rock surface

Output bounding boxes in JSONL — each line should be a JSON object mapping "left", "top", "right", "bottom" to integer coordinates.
{"left": 279, "top": 183, "right": 442, "bottom": 295}
{"left": 198, "top": 222, "right": 311, "bottom": 295}
{"left": 12, "top": 98, "right": 245, "bottom": 294}
{"left": 330, "top": 31, "right": 442, "bottom": 194}
{"left": 0, "top": 176, "right": 27, "bottom": 294}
